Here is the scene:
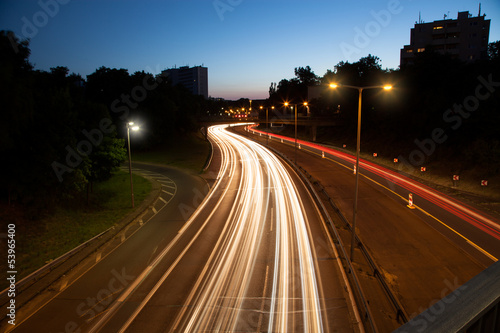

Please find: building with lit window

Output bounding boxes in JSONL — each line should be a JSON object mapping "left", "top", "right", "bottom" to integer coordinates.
{"left": 161, "top": 65, "right": 208, "bottom": 99}
{"left": 400, "top": 10, "right": 490, "bottom": 67}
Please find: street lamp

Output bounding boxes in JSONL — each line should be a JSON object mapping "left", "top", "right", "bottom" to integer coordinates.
{"left": 267, "top": 106, "right": 274, "bottom": 146}
{"left": 329, "top": 83, "right": 392, "bottom": 261}
{"left": 284, "top": 102, "right": 299, "bottom": 163}
{"left": 127, "top": 121, "right": 140, "bottom": 208}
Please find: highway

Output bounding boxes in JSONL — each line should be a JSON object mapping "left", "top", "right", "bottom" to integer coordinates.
{"left": 9, "top": 124, "right": 358, "bottom": 332}
{"left": 245, "top": 124, "right": 500, "bottom": 264}
{"left": 242, "top": 123, "right": 500, "bottom": 318}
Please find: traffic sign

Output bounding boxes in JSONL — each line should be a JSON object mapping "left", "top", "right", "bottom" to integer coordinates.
{"left": 453, "top": 175, "right": 459, "bottom": 181}
{"left": 421, "top": 167, "right": 426, "bottom": 172}
{"left": 373, "top": 153, "right": 378, "bottom": 157}
{"left": 481, "top": 180, "right": 488, "bottom": 186}
{"left": 394, "top": 158, "right": 399, "bottom": 163}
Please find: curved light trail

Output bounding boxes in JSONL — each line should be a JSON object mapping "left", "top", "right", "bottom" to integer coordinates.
{"left": 248, "top": 124, "right": 500, "bottom": 256}
{"left": 171, "top": 124, "right": 324, "bottom": 332}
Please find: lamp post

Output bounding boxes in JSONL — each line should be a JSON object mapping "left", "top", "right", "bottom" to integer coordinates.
{"left": 304, "top": 101, "right": 309, "bottom": 117}
{"left": 294, "top": 104, "right": 297, "bottom": 164}
{"left": 285, "top": 102, "right": 298, "bottom": 164}
{"left": 127, "top": 121, "right": 140, "bottom": 208}
{"left": 329, "top": 83, "right": 392, "bottom": 261}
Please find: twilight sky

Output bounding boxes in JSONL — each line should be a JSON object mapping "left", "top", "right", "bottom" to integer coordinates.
{"left": 1, "top": 0, "right": 499, "bottom": 100}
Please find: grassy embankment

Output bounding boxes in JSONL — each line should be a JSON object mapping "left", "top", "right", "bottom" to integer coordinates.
{"left": 132, "top": 132, "right": 211, "bottom": 172}
{"left": 0, "top": 171, "right": 151, "bottom": 289}
{"left": 0, "top": 132, "right": 211, "bottom": 290}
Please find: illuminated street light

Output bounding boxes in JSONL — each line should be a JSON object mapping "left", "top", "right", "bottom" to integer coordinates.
{"left": 127, "top": 121, "right": 140, "bottom": 208}
{"left": 284, "top": 102, "right": 299, "bottom": 164}
{"left": 329, "top": 83, "right": 392, "bottom": 261}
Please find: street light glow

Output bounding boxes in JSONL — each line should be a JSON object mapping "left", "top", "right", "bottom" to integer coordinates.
{"left": 329, "top": 83, "right": 338, "bottom": 89}
{"left": 131, "top": 126, "right": 140, "bottom": 131}
{"left": 128, "top": 121, "right": 135, "bottom": 126}
{"left": 383, "top": 85, "right": 393, "bottom": 90}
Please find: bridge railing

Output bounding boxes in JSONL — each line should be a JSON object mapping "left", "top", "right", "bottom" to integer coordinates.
{"left": 394, "top": 260, "right": 500, "bottom": 333}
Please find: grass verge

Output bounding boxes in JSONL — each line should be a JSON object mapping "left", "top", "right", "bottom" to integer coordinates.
{"left": 133, "top": 132, "right": 210, "bottom": 172}
{"left": 0, "top": 170, "right": 151, "bottom": 290}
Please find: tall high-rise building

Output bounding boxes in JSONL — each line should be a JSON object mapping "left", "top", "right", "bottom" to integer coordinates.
{"left": 400, "top": 10, "right": 490, "bottom": 67}
{"left": 161, "top": 65, "right": 208, "bottom": 99}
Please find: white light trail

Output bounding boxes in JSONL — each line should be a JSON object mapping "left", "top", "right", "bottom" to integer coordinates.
{"left": 177, "top": 124, "right": 324, "bottom": 332}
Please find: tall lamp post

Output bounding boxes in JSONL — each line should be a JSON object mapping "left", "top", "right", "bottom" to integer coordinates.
{"left": 329, "top": 83, "right": 392, "bottom": 261}
{"left": 127, "top": 121, "right": 140, "bottom": 208}
{"left": 285, "top": 102, "right": 298, "bottom": 164}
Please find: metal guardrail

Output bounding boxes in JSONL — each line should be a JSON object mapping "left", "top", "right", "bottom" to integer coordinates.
{"left": 0, "top": 227, "right": 113, "bottom": 303}
{"left": 239, "top": 125, "right": 411, "bottom": 332}
{"left": 263, "top": 144, "right": 378, "bottom": 333}
{"left": 0, "top": 170, "right": 163, "bottom": 314}
{"left": 307, "top": 171, "right": 409, "bottom": 324}
{"left": 297, "top": 165, "right": 409, "bottom": 323}
{"left": 394, "top": 260, "right": 500, "bottom": 333}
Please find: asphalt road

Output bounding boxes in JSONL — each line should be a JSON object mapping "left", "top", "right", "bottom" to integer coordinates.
{"left": 11, "top": 125, "right": 359, "bottom": 332}
{"left": 9, "top": 164, "right": 208, "bottom": 333}
{"left": 241, "top": 124, "right": 500, "bottom": 317}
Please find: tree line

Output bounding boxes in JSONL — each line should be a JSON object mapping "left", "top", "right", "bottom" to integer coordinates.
{"left": 0, "top": 31, "right": 209, "bottom": 216}
{"left": 267, "top": 43, "right": 500, "bottom": 177}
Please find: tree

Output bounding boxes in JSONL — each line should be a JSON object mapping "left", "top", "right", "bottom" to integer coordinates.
{"left": 294, "top": 66, "right": 319, "bottom": 86}
{"left": 488, "top": 40, "right": 500, "bottom": 62}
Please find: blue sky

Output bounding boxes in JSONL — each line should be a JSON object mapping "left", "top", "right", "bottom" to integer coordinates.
{"left": 1, "top": 0, "right": 499, "bottom": 100}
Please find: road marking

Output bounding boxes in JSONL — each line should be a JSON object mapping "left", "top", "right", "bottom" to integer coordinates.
{"left": 158, "top": 196, "right": 167, "bottom": 204}
{"left": 270, "top": 207, "right": 274, "bottom": 233}
{"left": 266, "top": 135, "right": 499, "bottom": 263}
{"left": 257, "top": 265, "right": 270, "bottom": 332}
{"left": 467, "top": 240, "right": 498, "bottom": 262}
{"left": 96, "top": 252, "right": 102, "bottom": 263}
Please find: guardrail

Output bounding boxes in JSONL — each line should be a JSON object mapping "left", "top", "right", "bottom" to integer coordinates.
{"left": 0, "top": 227, "right": 112, "bottom": 302}
{"left": 263, "top": 144, "right": 378, "bottom": 333}
{"left": 394, "top": 260, "right": 500, "bottom": 333}
{"left": 240, "top": 124, "right": 412, "bottom": 332}
{"left": 0, "top": 170, "right": 162, "bottom": 316}
{"left": 298, "top": 165, "right": 409, "bottom": 324}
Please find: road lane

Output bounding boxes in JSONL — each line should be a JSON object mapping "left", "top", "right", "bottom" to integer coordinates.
{"left": 246, "top": 124, "right": 500, "bottom": 264}
{"left": 10, "top": 125, "right": 359, "bottom": 333}
{"left": 104, "top": 124, "right": 358, "bottom": 332}
{"left": 8, "top": 165, "right": 208, "bottom": 333}
{"left": 241, "top": 124, "right": 498, "bottom": 318}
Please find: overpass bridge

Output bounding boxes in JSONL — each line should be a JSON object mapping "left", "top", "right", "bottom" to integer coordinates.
{"left": 198, "top": 116, "right": 341, "bottom": 142}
